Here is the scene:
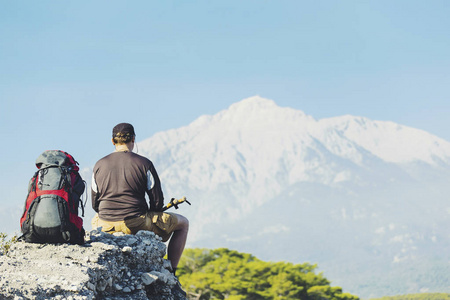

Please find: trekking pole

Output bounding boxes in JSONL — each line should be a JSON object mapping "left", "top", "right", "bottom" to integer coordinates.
{"left": 161, "top": 197, "right": 191, "bottom": 212}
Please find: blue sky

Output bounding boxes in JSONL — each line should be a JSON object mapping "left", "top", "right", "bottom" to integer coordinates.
{"left": 1, "top": 1, "right": 450, "bottom": 232}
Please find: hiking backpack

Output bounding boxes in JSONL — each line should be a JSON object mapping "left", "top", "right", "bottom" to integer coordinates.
{"left": 20, "top": 150, "right": 86, "bottom": 245}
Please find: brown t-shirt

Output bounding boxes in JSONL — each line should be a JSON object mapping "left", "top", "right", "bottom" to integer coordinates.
{"left": 91, "top": 151, "right": 164, "bottom": 221}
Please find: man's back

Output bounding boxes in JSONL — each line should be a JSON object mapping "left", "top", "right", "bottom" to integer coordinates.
{"left": 92, "top": 151, "right": 162, "bottom": 221}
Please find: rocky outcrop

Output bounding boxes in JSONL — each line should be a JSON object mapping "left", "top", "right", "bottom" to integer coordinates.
{"left": 0, "top": 229, "right": 187, "bottom": 300}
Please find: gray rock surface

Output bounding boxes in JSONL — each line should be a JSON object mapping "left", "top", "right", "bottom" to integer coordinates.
{"left": 0, "top": 229, "right": 187, "bottom": 300}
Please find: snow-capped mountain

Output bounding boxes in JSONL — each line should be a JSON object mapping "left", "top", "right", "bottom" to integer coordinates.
{"left": 138, "top": 96, "right": 450, "bottom": 298}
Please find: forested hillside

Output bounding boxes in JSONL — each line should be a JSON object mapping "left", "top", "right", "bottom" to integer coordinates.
{"left": 177, "top": 248, "right": 359, "bottom": 300}
{"left": 370, "top": 293, "right": 450, "bottom": 300}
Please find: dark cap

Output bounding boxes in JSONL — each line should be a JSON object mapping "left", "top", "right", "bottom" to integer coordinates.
{"left": 112, "top": 123, "right": 135, "bottom": 138}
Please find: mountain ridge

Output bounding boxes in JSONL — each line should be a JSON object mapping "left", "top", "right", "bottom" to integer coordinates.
{"left": 137, "top": 96, "right": 450, "bottom": 298}
{"left": 139, "top": 96, "right": 450, "bottom": 193}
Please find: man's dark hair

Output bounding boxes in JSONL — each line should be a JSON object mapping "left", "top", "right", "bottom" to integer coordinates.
{"left": 112, "top": 123, "right": 135, "bottom": 144}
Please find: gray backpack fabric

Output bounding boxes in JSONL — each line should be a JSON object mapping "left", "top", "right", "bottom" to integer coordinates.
{"left": 20, "top": 150, "right": 85, "bottom": 244}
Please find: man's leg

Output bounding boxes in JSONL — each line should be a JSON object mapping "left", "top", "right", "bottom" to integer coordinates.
{"left": 167, "top": 213, "right": 189, "bottom": 272}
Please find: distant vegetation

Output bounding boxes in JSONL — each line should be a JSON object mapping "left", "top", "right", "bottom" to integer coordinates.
{"left": 370, "top": 293, "right": 450, "bottom": 300}
{"left": 178, "top": 248, "right": 359, "bottom": 300}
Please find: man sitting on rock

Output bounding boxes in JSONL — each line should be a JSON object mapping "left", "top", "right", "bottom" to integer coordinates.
{"left": 91, "top": 123, "right": 189, "bottom": 276}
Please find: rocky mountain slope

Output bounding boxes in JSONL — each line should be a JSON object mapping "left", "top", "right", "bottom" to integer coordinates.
{"left": 137, "top": 96, "right": 450, "bottom": 298}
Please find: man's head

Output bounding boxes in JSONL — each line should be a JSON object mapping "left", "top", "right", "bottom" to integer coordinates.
{"left": 112, "top": 123, "right": 135, "bottom": 145}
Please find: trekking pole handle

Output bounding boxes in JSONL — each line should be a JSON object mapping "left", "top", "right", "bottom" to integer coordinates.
{"left": 161, "top": 197, "right": 190, "bottom": 211}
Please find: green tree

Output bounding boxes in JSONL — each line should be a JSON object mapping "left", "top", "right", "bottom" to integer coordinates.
{"left": 178, "top": 248, "right": 359, "bottom": 300}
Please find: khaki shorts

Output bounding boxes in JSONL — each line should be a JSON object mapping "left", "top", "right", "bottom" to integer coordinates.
{"left": 91, "top": 211, "right": 178, "bottom": 242}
